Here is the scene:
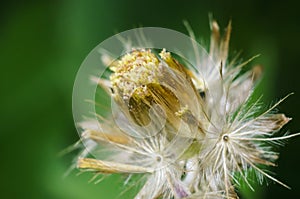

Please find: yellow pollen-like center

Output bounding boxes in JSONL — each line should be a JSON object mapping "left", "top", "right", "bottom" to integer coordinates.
{"left": 110, "top": 49, "right": 160, "bottom": 100}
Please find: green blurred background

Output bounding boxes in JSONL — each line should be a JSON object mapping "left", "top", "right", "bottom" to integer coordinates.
{"left": 1, "top": 0, "right": 300, "bottom": 198}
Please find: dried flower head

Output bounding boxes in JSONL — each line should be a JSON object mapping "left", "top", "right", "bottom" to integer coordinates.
{"left": 73, "top": 19, "right": 300, "bottom": 199}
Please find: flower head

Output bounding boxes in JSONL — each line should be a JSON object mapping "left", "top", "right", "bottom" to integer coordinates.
{"left": 73, "top": 19, "right": 300, "bottom": 199}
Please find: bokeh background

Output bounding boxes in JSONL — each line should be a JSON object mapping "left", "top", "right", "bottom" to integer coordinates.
{"left": 1, "top": 0, "right": 300, "bottom": 198}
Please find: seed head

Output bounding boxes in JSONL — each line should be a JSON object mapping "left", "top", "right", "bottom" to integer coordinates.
{"left": 73, "top": 19, "right": 300, "bottom": 199}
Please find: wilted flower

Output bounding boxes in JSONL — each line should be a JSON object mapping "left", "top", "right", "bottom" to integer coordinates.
{"left": 73, "top": 19, "right": 300, "bottom": 199}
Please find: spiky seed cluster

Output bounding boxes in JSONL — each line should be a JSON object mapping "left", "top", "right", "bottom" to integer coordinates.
{"left": 75, "top": 20, "right": 299, "bottom": 199}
